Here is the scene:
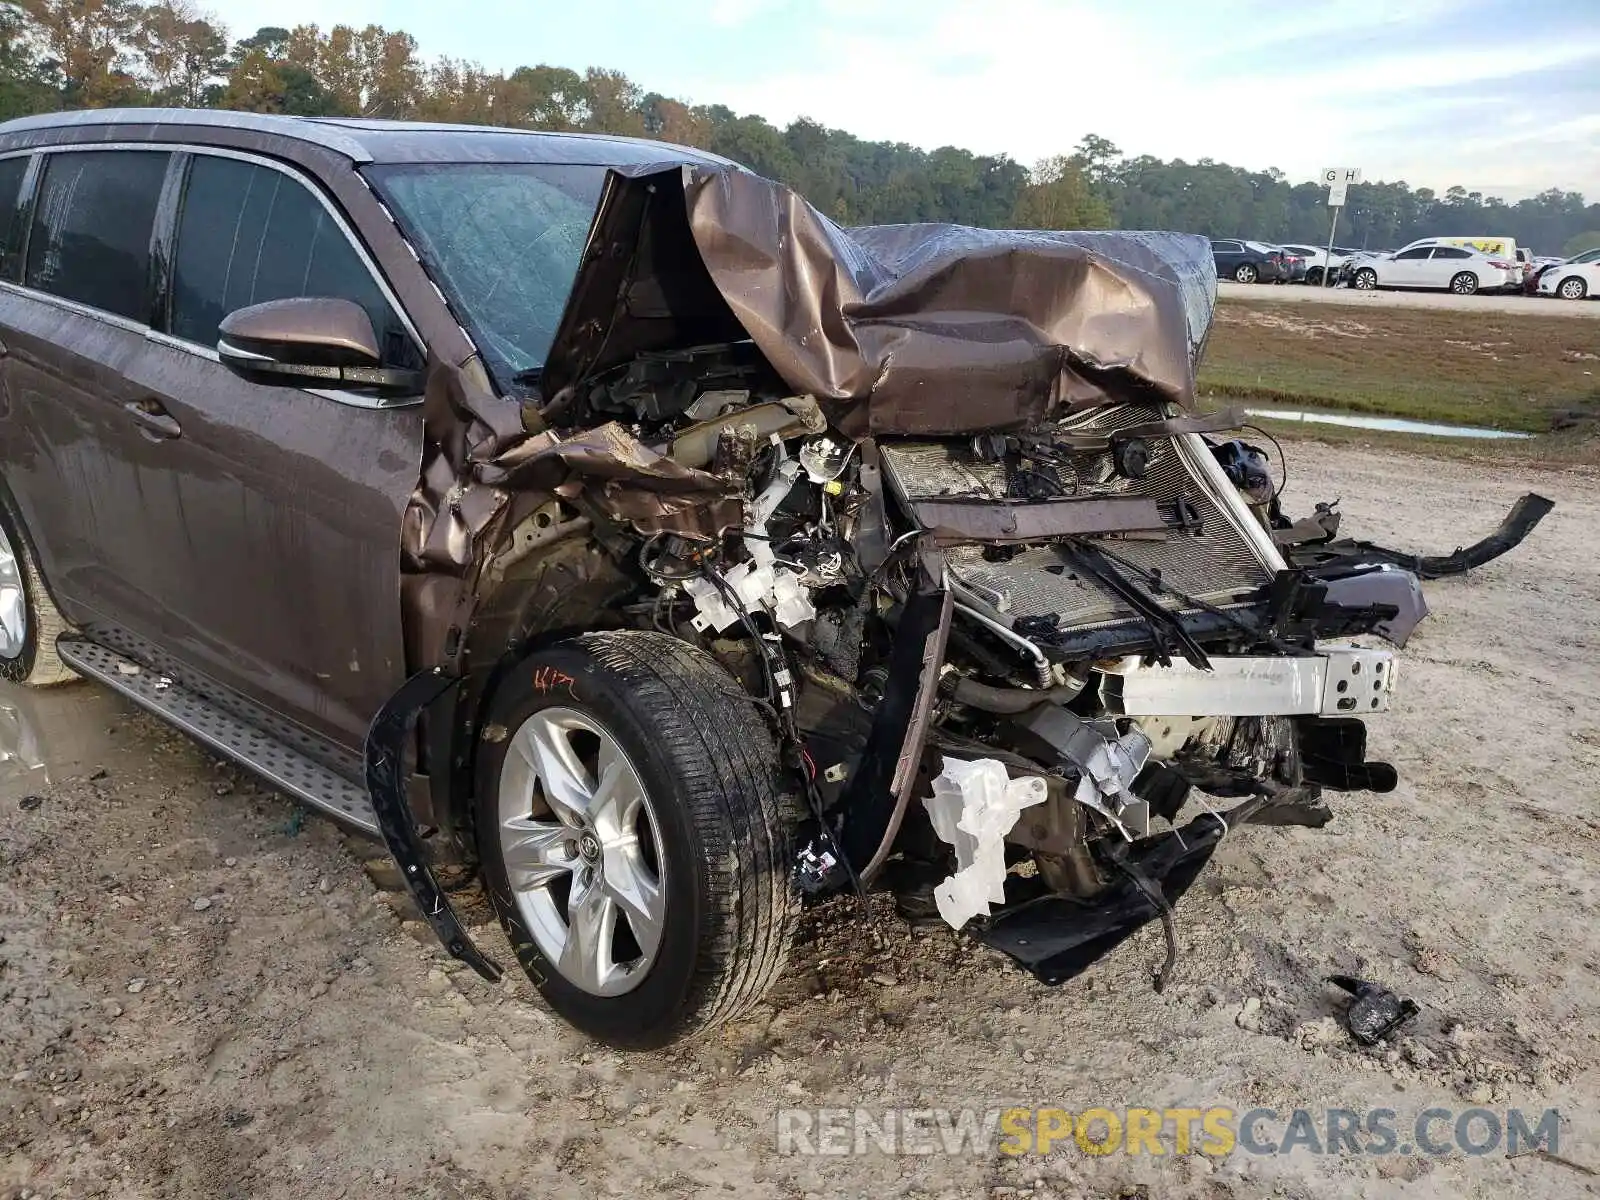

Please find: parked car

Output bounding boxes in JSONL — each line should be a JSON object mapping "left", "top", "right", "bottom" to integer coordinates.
{"left": 0, "top": 109, "right": 1468, "bottom": 1050}
{"left": 1210, "top": 238, "right": 1286, "bottom": 283}
{"left": 1524, "top": 255, "right": 1564, "bottom": 294}
{"left": 1347, "top": 245, "right": 1520, "bottom": 294}
{"left": 1536, "top": 250, "right": 1600, "bottom": 300}
{"left": 1280, "top": 243, "right": 1353, "bottom": 286}
{"left": 1276, "top": 247, "right": 1309, "bottom": 283}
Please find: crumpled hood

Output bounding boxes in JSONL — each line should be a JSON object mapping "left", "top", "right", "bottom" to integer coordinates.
{"left": 542, "top": 163, "right": 1218, "bottom": 437}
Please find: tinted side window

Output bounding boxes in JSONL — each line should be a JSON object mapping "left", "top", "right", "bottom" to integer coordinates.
{"left": 0, "top": 156, "right": 30, "bottom": 280}
{"left": 171, "top": 155, "right": 416, "bottom": 366}
{"left": 25, "top": 150, "right": 170, "bottom": 320}
{"left": 1395, "top": 247, "right": 1432, "bottom": 260}
{"left": 1433, "top": 247, "right": 1471, "bottom": 259}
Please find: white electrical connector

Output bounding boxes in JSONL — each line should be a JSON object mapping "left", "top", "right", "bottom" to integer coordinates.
{"left": 770, "top": 568, "right": 817, "bottom": 629}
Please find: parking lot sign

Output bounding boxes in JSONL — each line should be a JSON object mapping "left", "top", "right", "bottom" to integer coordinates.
{"left": 1320, "top": 167, "right": 1364, "bottom": 186}
{"left": 1319, "top": 169, "right": 1362, "bottom": 285}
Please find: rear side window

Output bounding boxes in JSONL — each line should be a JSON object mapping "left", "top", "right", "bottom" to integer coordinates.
{"left": 1432, "top": 247, "right": 1471, "bottom": 259}
{"left": 1395, "top": 247, "right": 1432, "bottom": 260}
{"left": 0, "top": 156, "right": 30, "bottom": 279}
{"left": 170, "top": 154, "right": 416, "bottom": 366}
{"left": 25, "top": 150, "right": 170, "bottom": 321}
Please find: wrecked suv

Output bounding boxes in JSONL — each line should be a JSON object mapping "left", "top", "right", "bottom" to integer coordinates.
{"left": 0, "top": 111, "right": 1551, "bottom": 1049}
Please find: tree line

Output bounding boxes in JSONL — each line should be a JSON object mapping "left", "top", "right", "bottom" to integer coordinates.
{"left": 4, "top": 1, "right": 1597, "bottom": 256}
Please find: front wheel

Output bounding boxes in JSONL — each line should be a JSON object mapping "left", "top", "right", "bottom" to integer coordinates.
{"left": 475, "top": 631, "right": 799, "bottom": 1048}
{"left": 1450, "top": 272, "right": 1480, "bottom": 295}
{"left": 1558, "top": 276, "right": 1589, "bottom": 300}
{"left": 1354, "top": 268, "right": 1378, "bottom": 291}
{"left": 1233, "top": 263, "right": 1258, "bottom": 284}
{"left": 0, "top": 494, "right": 74, "bottom": 686}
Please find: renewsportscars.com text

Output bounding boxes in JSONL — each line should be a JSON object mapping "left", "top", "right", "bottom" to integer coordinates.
{"left": 775, "top": 1106, "right": 1563, "bottom": 1158}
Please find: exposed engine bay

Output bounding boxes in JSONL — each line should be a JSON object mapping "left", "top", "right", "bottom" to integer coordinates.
{"left": 386, "top": 163, "right": 1553, "bottom": 996}
{"left": 476, "top": 336, "right": 1536, "bottom": 989}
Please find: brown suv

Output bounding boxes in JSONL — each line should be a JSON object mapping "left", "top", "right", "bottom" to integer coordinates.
{"left": 0, "top": 109, "right": 1457, "bottom": 1049}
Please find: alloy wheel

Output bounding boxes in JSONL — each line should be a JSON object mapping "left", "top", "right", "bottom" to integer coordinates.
{"left": 0, "top": 521, "right": 26, "bottom": 661}
{"left": 1559, "top": 277, "right": 1587, "bottom": 300}
{"left": 1451, "top": 273, "right": 1478, "bottom": 295}
{"left": 1355, "top": 269, "right": 1376, "bottom": 290}
{"left": 496, "top": 706, "right": 667, "bottom": 997}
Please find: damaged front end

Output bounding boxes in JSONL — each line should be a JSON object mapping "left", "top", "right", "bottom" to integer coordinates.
{"left": 386, "top": 162, "right": 1549, "bottom": 994}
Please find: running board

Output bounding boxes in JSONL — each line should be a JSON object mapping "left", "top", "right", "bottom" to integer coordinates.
{"left": 56, "top": 637, "right": 378, "bottom": 835}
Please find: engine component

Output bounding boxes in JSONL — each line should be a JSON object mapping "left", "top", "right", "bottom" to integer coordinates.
{"left": 667, "top": 396, "right": 827, "bottom": 469}
{"left": 945, "top": 674, "right": 1086, "bottom": 714}
{"left": 922, "top": 757, "right": 1049, "bottom": 929}
{"left": 1113, "top": 436, "right": 1150, "bottom": 480}
{"left": 1211, "top": 438, "right": 1275, "bottom": 504}
{"left": 799, "top": 434, "right": 854, "bottom": 483}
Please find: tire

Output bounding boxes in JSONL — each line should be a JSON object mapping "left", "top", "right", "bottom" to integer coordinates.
{"left": 1558, "top": 276, "right": 1588, "bottom": 300}
{"left": 1354, "top": 268, "right": 1378, "bottom": 291}
{"left": 1450, "top": 272, "right": 1479, "bottom": 296}
{"left": 0, "top": 493, "right": 74, "bottom": 686}
{"left": 1306, "top": 266, "right": 1324, "bottom": 286}
{"left": 1233, "top": 263, "right": 1258, "bottom": 284}
{"left": 475, "top": 631, "right": 798, "bottom": 1048}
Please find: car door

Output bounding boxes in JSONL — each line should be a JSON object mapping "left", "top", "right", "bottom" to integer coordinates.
{"left": 1427, "top": 246, "right": 1478, "bottom": 289}
{"left": 1384, "top": 246, "right": 1435, "bottom": 287}
{"left": 0, "top": 147, "right": 178, "bottom": 651}
{"left": 114, "top": 149, "right": 426, "bottom": 753}
{"left": 1211, "top": 240, "right": 1243, "bottom": 275}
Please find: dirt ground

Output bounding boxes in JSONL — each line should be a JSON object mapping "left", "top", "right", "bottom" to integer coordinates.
{"left": 1217, "top": 280, "right": 1599, "bottom": 319}
{"left": 3, "top": 442, "right": 1599, "bottom": 1200}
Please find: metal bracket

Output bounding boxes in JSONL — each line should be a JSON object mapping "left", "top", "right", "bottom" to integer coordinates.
{"left": 365, "top": 668, "right": 503, "bottom": 983}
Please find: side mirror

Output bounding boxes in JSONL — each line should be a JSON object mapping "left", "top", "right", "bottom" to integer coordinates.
{"left": 217, "top": 297, "right": 421, "bottom": 393}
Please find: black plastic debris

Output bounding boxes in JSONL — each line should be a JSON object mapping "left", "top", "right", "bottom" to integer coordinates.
{"left": 18, "top": 794, "right": 43, "bottom": 811}
{"left": 1326, "top": 974, "right": 1420, "bottom": 1045}
{"left": 970, "top": 812, "right": 1227, "bottom": 987}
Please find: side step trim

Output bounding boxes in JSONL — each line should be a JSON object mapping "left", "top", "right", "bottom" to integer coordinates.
{"left": 56, "top": 637, "right": 379, "bottom": 836}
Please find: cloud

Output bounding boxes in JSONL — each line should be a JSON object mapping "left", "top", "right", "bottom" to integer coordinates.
{"left": 199, "top": 0, "right": 1600, "bottom": 199}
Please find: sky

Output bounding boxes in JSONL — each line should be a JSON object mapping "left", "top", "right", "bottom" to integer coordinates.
{"left": 203, "top": 0, "right": 1600, "bottom": 201}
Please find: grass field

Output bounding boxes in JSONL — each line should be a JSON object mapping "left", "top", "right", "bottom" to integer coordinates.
{"left": 1197, "top": 299, "right": 1600, "bottom": 435}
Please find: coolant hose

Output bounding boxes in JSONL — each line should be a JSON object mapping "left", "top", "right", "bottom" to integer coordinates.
{"left": 948, "top": 676, "right": 1085, "bottom": 714}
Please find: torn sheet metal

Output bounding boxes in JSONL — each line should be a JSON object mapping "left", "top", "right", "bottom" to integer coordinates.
{"left": 399, "top": 161, "right": 1220, "bottom": 670}
{"left": 543, "top": 164, "right": 1218, "bottom": 438}
{"left": 922, "top": 758, "right": 1049, "bottom": 929}
{"left": 1102, "top": 648, "right": 1397, "bottom": 717}
{"left": 1019, "top": 705, "right": 1153, "bottom": 835}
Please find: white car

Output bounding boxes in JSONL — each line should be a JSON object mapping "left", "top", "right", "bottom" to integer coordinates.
{"left": 1535, "top": 249, "right": 1600, "bottom": 300}
{"left": 1347, "top": 245, "right": 1520, "bottom": 295}
{"left": 1280, "top": 244, "right": 1351, "bottom": 285}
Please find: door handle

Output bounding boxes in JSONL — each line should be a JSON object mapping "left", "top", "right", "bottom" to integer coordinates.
{"left": 123, "top": 398, "right": 182, "bottom": 441}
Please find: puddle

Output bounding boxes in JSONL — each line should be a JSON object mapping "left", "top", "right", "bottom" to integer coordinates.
{"left": 0, "top": 681, "right": 127, "bottom": 802}
{"left": 1247, "top": 408, "right": 1533, "bottom": 440}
